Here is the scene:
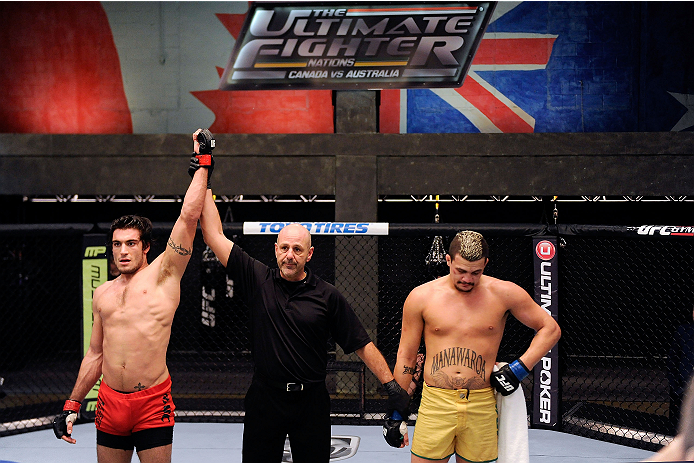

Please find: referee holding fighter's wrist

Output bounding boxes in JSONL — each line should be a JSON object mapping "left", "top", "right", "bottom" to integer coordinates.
{"left": 197, "top": 151, "right": 401, "bottom": 463}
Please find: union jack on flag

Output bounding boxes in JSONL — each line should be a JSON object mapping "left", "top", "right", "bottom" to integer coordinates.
{"left": 380, "top": 2, "right": 557, "bottom": 133}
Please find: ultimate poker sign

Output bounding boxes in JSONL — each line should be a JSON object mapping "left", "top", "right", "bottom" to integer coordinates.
{"left": 219, "top": 2, "right": 496, "bottom": 90}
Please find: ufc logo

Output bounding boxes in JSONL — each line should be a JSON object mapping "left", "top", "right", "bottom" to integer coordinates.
{"left": 496, "top": 374, "right": 514, "bottom": 391}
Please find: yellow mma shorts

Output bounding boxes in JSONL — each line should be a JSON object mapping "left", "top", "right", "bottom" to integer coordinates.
{"left": 411, "top": 382, "right": 498, "bottom": 462}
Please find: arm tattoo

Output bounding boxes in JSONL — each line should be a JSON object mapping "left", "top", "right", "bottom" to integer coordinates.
{"left": 168, "top": 238, "right": 192, "bottom": 256}
{"left": 403, "top": 365, "right": 416, "bottom": 376}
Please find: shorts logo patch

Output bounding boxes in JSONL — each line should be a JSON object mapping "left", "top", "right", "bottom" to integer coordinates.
{"left": 95, "top": 397, "right": 105, "bottom": 428}
{"left": 161, "top": 393, "right": 172, "bottom": 423}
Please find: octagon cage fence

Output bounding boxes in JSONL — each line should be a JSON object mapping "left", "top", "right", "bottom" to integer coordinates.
{"left": 1, "top": 221, "right": 693, "bottom": 452}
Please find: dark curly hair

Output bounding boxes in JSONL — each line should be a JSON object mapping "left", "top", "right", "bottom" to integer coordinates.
{"left": 109, "top": 215, "right": 153, "bottom": 250}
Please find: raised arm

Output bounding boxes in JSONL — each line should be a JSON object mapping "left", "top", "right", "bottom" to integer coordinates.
{"left": 158, "top": 129, "right": 210, "bottom": 281}
{"left": 200, "top": 189, "right": 233, "bottom": 267}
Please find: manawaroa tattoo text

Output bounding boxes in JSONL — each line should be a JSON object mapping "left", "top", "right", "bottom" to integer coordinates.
{"left": 168, "top": 238, "right": 192, "bottom": 256}
{"left": 403, "top": 365, "right": 416, "bottom": 375}
{"left": 430, "top": 346, "right": 487, "bottom": 381}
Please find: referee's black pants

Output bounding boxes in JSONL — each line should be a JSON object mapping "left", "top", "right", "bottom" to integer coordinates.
{"left": 242, "top": 376, "right": 331, "bottom": 463}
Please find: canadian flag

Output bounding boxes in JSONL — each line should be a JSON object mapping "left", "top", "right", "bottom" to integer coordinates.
{"left": 0, "top": 2, "right": 132, "bottom": 133}
{"left": 0, "top": 2, "right": 333, "bottom": 134}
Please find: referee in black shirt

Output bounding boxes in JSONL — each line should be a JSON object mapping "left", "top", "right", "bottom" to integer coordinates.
{"left": 196, "top": 185, "right": 409, "bottom": 462}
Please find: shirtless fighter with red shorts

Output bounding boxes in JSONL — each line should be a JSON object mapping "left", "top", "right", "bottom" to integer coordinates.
{"left": 52, "top": 130, "right": 213, "bottom": 463}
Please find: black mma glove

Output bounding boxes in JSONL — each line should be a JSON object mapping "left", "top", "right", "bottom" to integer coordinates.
{"left": 382, "top": 380, "right": 409, "bottom": 448}
{"left": 383, "top": 379, "right": 409, "bottom": 419}
{"left": 188, "top": 154, "right": 214, "bottom": 189}
{"left": 189, "top": 128, "right": 215, "bottom": 189}
{"left": 490, "top": 359, "right": 530, "bottom": 396}
{"left": 196, "top": 129, "right": 215, "bottom": 155}
{"left": 53, "top": 399, "right": 81, "bottom": 439}
{"left": 383, "top": 414, "right": 408, "bottom": 448}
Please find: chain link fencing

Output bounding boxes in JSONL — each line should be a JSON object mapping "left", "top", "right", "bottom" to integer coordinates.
{"left": 1, "top": 222, "right": 692, "bottom": 452}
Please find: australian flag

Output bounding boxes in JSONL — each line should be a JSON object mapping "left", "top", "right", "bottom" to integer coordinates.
{"left": 380, "top": 2, "right": 694, "bottom": 134}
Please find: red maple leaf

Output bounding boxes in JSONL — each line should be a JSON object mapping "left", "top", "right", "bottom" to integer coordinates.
{"left": 191, "top": 9, "right": 334, "bottom": 134}
{"left": 0, "top": 2, "right": 132, "bottom": 133}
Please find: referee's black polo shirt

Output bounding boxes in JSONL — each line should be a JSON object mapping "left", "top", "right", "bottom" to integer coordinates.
{"left": 226, "top": 244, "right": 372, "bottom": 385}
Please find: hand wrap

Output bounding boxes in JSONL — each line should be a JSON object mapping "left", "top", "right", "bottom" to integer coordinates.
{"left": 188, "top": 154, "right": 215, "bottom": 189}
{"left": 53, "top": 399, "right": 81, "bottom": 439}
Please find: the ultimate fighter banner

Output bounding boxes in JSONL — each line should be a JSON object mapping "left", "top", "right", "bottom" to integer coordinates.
{"left": 220, "top": 2, "right": 496, "bottom": 90}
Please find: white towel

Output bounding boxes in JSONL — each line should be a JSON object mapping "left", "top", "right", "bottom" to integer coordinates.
{"left": 495, "top": 363, "right": 530, "bottom": 463}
